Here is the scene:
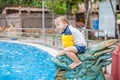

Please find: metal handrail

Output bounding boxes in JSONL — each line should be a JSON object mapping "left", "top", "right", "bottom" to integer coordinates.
{"left": 78, "top": 28, "right": 108, "bottom": 47}
{"left": 0, "top": 28, "right": 107, "bottom": 48}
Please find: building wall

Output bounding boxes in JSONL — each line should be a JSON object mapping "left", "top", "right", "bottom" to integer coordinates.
{"left": 0, "top": 13, "right": 76, "bottom": 29}
{"left": 21, "top": 13, "right": 53, "bottom": 28}
{"left": 6, "top": 13, "right": 22, "bottom": 28}
{"left": 0, "top": 15, "right": 6, "bottom": 27}
{"left": 0, "top": 13, "right": 53, "bottom": 28}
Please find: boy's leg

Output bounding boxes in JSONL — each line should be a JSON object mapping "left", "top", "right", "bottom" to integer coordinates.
{"left": 57, "top": 46, "right": 77, "bottom": 56}
{"left": 64, "top": 46, "right": 81, "bottom": 69}
{"left": 56, "top": 50, "right": 65, "bottom": 56}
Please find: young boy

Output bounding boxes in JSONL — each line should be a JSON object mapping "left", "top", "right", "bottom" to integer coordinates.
{"left": 54, "top": 16, "right": 86, "bottom": 69}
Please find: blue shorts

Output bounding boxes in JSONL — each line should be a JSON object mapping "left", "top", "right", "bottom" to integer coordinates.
{"left": 75, "top": 45, "right": 86, "bottom": 54}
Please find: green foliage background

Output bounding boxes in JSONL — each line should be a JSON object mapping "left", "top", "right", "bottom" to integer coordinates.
{"left": 0, "top": 0, "right": 106, "bottom": 14}
{"left": 117, "top": 14, "right": 120, "bottom": 20}
{"left": 45, "top": 1, "right": 66, "bottom": 15}
{"left": 0, "top": 0, "right": 84, "bottom": 14}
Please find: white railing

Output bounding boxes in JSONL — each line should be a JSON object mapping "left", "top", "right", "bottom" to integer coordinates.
{"left": 0, "top": 28, "right": 108, "bottom": 48}
{"left": 78, "top": 28, "right": 108, "bottom": 47}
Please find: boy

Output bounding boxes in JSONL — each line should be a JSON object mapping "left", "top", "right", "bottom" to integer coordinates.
{"left": 54, "top": 16, "right": 86, "bottom": 69}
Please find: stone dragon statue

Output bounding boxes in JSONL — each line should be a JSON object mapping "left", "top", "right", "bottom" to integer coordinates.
{"left": 52, "top": 39, "right": 118, "bottom": 80}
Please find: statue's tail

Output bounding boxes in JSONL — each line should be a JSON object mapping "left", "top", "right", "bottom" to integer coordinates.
{"left": 88, "top": 39, "right": 118, "bottom": 54}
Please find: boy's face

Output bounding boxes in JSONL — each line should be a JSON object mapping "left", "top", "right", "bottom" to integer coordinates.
{"left": 55, "top": 21, "right": 66, "bottom": 32}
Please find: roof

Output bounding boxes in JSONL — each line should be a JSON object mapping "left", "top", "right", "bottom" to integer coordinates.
{"left": 2, "top": 6, "right": 49, "bottom": 15}
{"left": 78, "top": 2, "right": 99, "bottom": 13}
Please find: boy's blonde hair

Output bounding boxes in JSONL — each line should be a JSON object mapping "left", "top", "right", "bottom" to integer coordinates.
{"left": 54, "top": 16, "right": 68, "bottom": 26}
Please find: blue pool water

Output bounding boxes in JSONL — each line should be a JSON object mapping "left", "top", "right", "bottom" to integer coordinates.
{"left": 0, "top": 42, "right": 56, "bottom": 80}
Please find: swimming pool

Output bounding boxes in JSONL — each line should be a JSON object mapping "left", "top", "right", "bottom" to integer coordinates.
{"left": 0, "top": 42, "right": 56, "bottom": 80}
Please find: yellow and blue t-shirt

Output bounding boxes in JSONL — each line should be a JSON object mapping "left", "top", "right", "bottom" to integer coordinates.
{"left": 62, "top": 25, "right": 86, "bottom": 53}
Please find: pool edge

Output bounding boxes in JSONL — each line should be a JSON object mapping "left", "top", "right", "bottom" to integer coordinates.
{"left": 0, "top": 40, "right": 59, "bottom": 57}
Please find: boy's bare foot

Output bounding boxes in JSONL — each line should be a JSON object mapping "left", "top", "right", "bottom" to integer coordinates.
{"left": 69, "top": 62, "right": 81, "bottom": 69}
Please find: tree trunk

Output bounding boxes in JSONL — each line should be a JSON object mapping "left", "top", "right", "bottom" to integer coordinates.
{"left": 84, "top": 0, "right": 89, "bottom": 29}
{"left": 84, "top": 0, "right": 89, "bottom": 17}
{"left": 84, "top": 0, "right": 93, "bottom": 29}
{"left": 109, "top": 0, "right": 119, "bottom": 38}
{"left": 65, "top": 0, "right": 70, "bottom": 16}
{"left": 119, "top": 0, "right": 120, "bottom": 10}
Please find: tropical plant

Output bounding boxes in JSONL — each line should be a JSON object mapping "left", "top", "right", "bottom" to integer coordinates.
{"left": 0, "top": 0, "right": 43, "bottom": 13}
{"left": 0, "top": 0, "right": 83, "bottom": 15}
{"left": 45, "top": 0, "right": 66, "bottom": 15}
{"left": 117, "top": 14, "right": 120, "bottom": 20}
